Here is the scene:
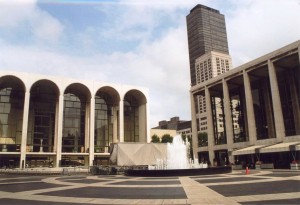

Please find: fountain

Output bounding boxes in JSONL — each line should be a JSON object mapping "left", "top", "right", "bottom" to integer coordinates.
{"left": 125, "top": 135, "right": 231, "bottom": 176}
{"left": 148, "top": 135, "right": 206, "bottom": 170}
{"left": 167, "top": 135, "right": 189, "bottom": 169}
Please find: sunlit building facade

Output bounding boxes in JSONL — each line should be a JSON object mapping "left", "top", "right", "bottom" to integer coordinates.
{"left": 191, "top": 41, "right": 300, "bottom": 168}
{"left": 0, "top": 71, "right": 149, "bottom": 168}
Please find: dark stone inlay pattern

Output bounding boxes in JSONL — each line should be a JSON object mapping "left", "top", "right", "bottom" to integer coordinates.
{"left": 40, "top": 187, "right": 187, "bottom": 199}
{"left": 208, "top": 180, "right": 300, "bottom": 197}
{"left": 0, "top": 177, "right": 45, "bottom": 183}
{"left": 100, "top": 176, "right": 131, "bottom": 180}
{"left": 110, "top": 180, "right": 180, "bottom": 185}
{"left": 190, "top": 175, "right": 224, "bottom": 178}
{"left": 241, "top": 198, "right": 300, "bottom": 205}
{"left": 196, "top": 177, "right": 267, "bottom": 183}
{"left": 0, "top": 198, "right": 191, "bottom": 205}
{"left": 0, "top": 198, "right": 96, "bottom": 205}
{"left": 57, "top": 176, "right": 86, "bottom": 180}
{"left": 0, "top": 182, "right": 68, "bottom": 193}
{"left": 60, "top": 179, "right": 109, "bottom": 184}
{"left": 259, "top": 173, "right": 300, "bottom": 177}
{"left": 141, "top": 177, "right": 179, "bottom": 180}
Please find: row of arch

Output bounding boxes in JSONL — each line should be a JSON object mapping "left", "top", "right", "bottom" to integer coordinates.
{"left": 0, "top": 74, "right": 148, "bottom": 167}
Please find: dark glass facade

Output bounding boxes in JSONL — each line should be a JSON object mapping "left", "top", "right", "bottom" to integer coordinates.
{"left": 211, "top": 96, "right": 227, "bottom": 145}
{"left": 187, "top": 4, "right": 229, "bottom": 85}
{"left": 62, "top": 93, "right": 86, "bottom": 153}
{"left": 27, "top": 81, "right": 57, "bottom": 153}
{"left": 0, "top": 87, "right": 24, "bottom": 152}
{"left": 250, "top": 77, "right": 275, "bottom": 140}
{"left": 94, "top": 92, "right": 113, "bottom": 153}
{"left": 229, "top": 87, "right": 248, "bottom": 143}
{"left": 124, "top": 94, "right": 139, "bottom": 142}
{"left": 276, "top": 65, "right": 300, "bottom": 136}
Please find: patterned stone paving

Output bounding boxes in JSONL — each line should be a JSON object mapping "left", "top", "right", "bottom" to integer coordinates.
{"left": 0, "top": 170, "right": 299, "bottom": 204}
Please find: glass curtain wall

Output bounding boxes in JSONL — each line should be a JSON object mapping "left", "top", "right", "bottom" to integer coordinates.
{"left": 251, "top": 77, "right": 275, "bottom": 140}
{"left": 27, "top": 82, "right": 56, "bottom": 152}
{"left": 0, "top": 86, "right": 24, "bottom": 152}
{"left": 124, "top": 95, "right": 139, "bottom": 142}
{"left": 277, "top": 69, "right": 300, "bottom": 136}
{"left": 211, "top": 96, "right": 226, "bottom": 145}
{"left": 229, "top": 87, "right": 247, "bottom": 143}
{"left": 94, "top": 92, "right": 113, "bottom": 153}
{"left": 62, "top": 93, "right": 86, "bottom": 153}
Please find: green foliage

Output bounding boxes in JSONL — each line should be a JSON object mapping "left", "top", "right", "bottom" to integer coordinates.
{"left": 151, "top": 134, "right": 160, "bottom": 143}
{"left": 198, "top": 132, "right": 208, "bottom": 147}
{"left": 161, "top": 134, "right": 173, "bottom": 143}
{"left": 182, "top": 134, "right": 193, "bottom": 160}
{"left": 181, "top": 134, "right": 192, "bottom": 143}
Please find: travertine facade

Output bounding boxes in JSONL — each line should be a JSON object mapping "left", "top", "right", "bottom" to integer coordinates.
{"left": 0, "top": 71, "right": 149, "bottom": 168}
{"left": 191, "top": 41, "right": 300, "bottom": 168}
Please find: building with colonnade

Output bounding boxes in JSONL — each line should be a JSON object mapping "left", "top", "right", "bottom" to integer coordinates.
{"left": 0, "top": 71, "right": 149, "bottom": 168}
{"left": 190, "top": 40, "right": 300, "bottom": 168}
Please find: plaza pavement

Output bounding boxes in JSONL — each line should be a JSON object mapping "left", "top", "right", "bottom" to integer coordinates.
{"left": 0, "top": 170, "right": 299, "bottom": 205}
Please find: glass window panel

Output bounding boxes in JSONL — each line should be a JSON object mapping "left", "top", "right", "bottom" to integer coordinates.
{"left": 0, "top": 113, "right": 8, "bottom": 124}
{"left": 1, "top": 96, "right": 9, "bottom": 103}
{"left": 0, "top": 125, "right": 8, "bottom": 137}
{"left": 3, "top": 104, "right": 11, "bottom": 113}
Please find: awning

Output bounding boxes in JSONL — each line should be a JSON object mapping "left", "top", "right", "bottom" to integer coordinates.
{"left": 232, "top": 145, "right": 267, "bottom": 156}
{"left": 260, "top": 142, "right": 300, "bottom": 153}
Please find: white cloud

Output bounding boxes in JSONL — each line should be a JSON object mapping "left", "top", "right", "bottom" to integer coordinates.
{"left": 1, "top": 0, "right": 300, "bottom": 128}
{"left": 0, "top": 0, "right": 64, "bottom": 43}
{"left": 227, "top": 0, "right": 300, "bottom": 67}
{"left": 0, "top": 25, "right": 190, "bottom": 127}
{"left": 31, "top": 9, "right": 64, "bottom": 42}
{"left": 0, "top": 0, "right": 36, "bottom": 28}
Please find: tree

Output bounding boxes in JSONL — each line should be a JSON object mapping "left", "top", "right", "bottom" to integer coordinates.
{"left": 181, "top": 135, "right": 192, "bottom": 144}
{"left": 151, "top": 134, "right": 160, "bottom": 143}
{"left": 182, "top": 134, "right": 193, "bottom": 160}
{"left": 198, "top": 132, "right": 208, "bottom": 147}
{"left": 161, "top": 134, "right": 173, "bottom": 143}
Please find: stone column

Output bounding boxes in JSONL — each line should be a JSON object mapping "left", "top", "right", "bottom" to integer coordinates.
{"left": 53, "top": 98, "right": 59, "bottom": 154}
{"left": 138, "top": 103, "right": 147, "bottom": 142}
{"left": 243, "top": 70, "right": 256, "bottom": 144}
{"left": 205, "top": 86, "right": 215, "bottom": 165}
{"left": 268, "top": 60, "right": 285, "bottom": 141}
{"left": 190, "top": 92, "right": 199, "bottom": 161}
{"left": 146, "top": 102, "right": 150, "bottom": 142}
{"left": 89, "top": 97, "right": 95, "bottom": 166}
{"left": 222, "top": 79, "right": 234, "bottom": 163}
{"left": 55, "top": 94, "right": 64, "bottom": 167}
{"left": 20, "top": 91, "right": 30, "bottom": 168}
{"left": 119, "top": 100, "right": 124, "bottom": 142}
{"left": 112, "top": 107, "right": 118, "bottom": 143}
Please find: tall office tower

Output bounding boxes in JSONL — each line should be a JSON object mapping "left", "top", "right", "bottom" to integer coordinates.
{"left": 186, "top": 4, "right": 229, "bottom": 86}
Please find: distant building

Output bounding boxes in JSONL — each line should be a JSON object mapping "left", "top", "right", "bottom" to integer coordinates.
{"left": 150, "top": 129, "right": 177, "bottom": 140}
{"left": 151, "top": 117, "right": 192, "bottom": 140}
{"left": 187, "top": 5, "right": 233, "bottom": 137}
{"left": 186, "top": 4, "right": 229, "bottom": 86}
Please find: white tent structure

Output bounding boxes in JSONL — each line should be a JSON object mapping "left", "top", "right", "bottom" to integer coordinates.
{"left": 110, "top": 143, "right": 167, "bottom": 166}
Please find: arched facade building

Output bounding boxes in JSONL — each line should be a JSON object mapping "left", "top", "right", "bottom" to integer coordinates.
{"left": 0, "top": 71, "right": 149, "bottom": 168}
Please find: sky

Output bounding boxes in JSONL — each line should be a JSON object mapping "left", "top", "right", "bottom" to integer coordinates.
{"left": 1, "top": 0, "right": 300, "bottom": 128}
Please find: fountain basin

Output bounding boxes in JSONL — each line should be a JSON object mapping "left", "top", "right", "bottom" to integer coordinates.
{"left": 124, "top": 166, "right": 232, "bottom": 177}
